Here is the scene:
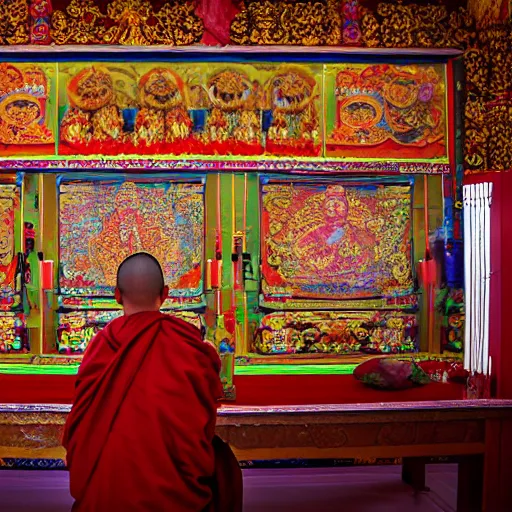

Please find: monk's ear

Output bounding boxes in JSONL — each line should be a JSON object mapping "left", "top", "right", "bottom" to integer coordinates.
{"left": 115, "top": 288, "right": 123, "bottom": 305}
{"left": 160, "top": 285, "right": 169, "bottom": 305}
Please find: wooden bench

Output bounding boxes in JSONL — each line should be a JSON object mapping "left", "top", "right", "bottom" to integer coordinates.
{"left": 1, "top": 400, "right": 512, "bottom": 511}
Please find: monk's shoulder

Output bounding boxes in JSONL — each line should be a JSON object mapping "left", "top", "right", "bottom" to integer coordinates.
{"left": 158, "top": 315, "right": 218, "bottom": 361}
{"left": 161, "top": 314, "right": 202, "bottom": 340}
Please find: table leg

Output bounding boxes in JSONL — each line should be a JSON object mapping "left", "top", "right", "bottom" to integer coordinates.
{"left": 457, "top": 455, "right": 484, "bottom": 512}
{"left": 402, "top": 457, "right": 429, "bottom": 492}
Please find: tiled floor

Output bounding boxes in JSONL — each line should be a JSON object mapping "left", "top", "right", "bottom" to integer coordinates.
{"left": 0, "top": 465, "right": 458, "bottom": 511}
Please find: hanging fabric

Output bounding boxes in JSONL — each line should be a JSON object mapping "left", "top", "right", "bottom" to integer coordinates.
{"left": 463, "top": 182, "right": 492, "bottom": 378}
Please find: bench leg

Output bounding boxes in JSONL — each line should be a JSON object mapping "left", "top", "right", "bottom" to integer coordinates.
{"left": 402, "top": 457, "right": 429, "bottom": 492}
{"left": 457, "top": 455, "right": 484, "bottom": 512}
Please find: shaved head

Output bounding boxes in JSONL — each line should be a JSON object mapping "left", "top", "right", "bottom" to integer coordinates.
{"left": 116, "top": 253, "right": 166, "bottom": 311}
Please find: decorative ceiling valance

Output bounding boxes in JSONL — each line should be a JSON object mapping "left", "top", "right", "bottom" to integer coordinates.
{"left": 51, "top": 0, "right": 203, "bottom": 45}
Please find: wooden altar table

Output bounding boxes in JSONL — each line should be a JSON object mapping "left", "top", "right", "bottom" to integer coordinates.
{"left": 1, "top": 400, "right": 511, "bottom": 511}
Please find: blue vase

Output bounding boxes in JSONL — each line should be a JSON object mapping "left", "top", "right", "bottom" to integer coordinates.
{"left": 191, "top": 109, "right": 208, "bottom": 132}
{"left": 262, "top": 110, "right": 273, "bottom": 132}
{"left": 122, "top": 108, "right": 138, "bottom": 133}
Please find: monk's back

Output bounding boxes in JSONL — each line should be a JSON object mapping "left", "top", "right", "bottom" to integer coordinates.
{"left": 66, "top": 313, "right": 222, "bottom": 512}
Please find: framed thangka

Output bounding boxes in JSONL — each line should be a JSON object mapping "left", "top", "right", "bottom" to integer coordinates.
{"left": 57, "top": 62, "right": 322, "bottom": 157}
{"left": 0, "top": 63, "right": 56, "bottom": 156}
{"left": 58, "top": 177, "right": 204, "bottom": 299}
{"left": 261, "top": 179, "right": 414, "bottom": 301}
{"left": 324, "top": 64, "right": 448, "bottom": 161}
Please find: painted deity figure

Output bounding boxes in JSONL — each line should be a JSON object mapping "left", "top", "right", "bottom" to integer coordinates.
{"left": 264, "top": 184, "right": 378, "bottom": 297}
{"left": 135, "top": 68, "right": 192, "bottom": 145}
{"left": 88, "top": 183, "right": 177, "bottom": 285}
{"left": 205, "top": 70, "right": 260, "bottom": 145}
{"left": 0, "top": 64, "right": 53, "bottom": 145}
{"left": 61, "top": 66, "right": 125, "bottom": 145}
{"left": 291, "top": 186, "right": 376, "bottom": 275}
{"left": 267, "top": 68, "right": 319, "bottom": 145}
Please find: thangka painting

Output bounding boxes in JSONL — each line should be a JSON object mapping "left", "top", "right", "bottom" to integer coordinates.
{"left": 0, "top": 63, "right": 56, "bottom": 156}
{"left": 254, "top": 311, "right": 418, "bottom": 355}
{"left": 324, "top": 64, "right": 447, "bottom": 160}
{"left": 57, "top": 62, "right": 322, "bottom": 157}
{"left": 0, "top": 185, "right": 21, "bottom": 310}
{"left": 261, "top": 181, "right": 414, "bottom": 301}
{"left": 59, "top": 179, "right": 204, "bottom": 298}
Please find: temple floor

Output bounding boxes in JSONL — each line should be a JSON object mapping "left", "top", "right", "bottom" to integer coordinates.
{"left": 0, "top": 465, "right": 457, "bottom": 511}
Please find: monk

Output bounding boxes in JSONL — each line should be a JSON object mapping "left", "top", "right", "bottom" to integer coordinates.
{"left": 63, "top": 252, "right": 242, "bottom": 511}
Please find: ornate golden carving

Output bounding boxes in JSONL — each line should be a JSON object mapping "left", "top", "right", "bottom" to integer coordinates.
{"left": 357, "top": 3, "right": 510, "bottom": 172}
{"left": 464, "top": 96, "right": 488, "bottom": 172}
{"left": 486, "top": 100, "right": 512, "bottom": 171}
{"left": 231, "top": 0, "right": 341, "bottom": 46}
{"left": 464, "top": 21, "right": 512, "bottom": 172}
{"left": 0, "top": 0, "right": 30, "bottom": 45}
{"left": 481, "top": 23, "right": 512, "bottom": 95}
{"left": 51, "top": 0, "right": 203, "bottom": 46}
{"left": 51, "top": 0, "right": 105, "bottom": 45}
{"left": 361, "top": 4, "right": 476, "bottom": 51}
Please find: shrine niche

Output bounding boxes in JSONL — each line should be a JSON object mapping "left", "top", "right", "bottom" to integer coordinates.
{"left": 0, "top": 63, "right": 56, "bottom": 156}
{"left": 325, "top": 63, "right": 447, "bottom": 161}
{"left": 51, "top": 0, "right": 203, "bottom": 45}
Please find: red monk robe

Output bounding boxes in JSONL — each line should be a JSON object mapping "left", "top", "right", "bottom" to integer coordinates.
{"left": 63, "top": 311, "right": 226, "bottom": 512}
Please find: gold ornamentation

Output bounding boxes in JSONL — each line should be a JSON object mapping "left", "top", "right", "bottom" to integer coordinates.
{"left": 487, "top": 100, "right": 512, "bottom": 171}
{"left": 464, "top": 48, "right": 489, "bottom": 96}
{"left": 0, "top": 0, "right": 30, "bottom": 45}
{"left": 464, "top": 21, "right": 512, "bottom": 172}
{"left": 51, "top": 0, "right": 203, "bottom": 46}
{"left": 467, "top": 0, "right": 505, "bottom": 28}
{"left": 464, "top": 96, "right": 488, "bottom": 171}
{"left": 231, "top": 0, "right": 342, "bottom": 46}
{"left": 51, "top": 0, "right": 105, "bottom": 45}
{"left": 360, "top": 4, "right": 476, "bottom": 51}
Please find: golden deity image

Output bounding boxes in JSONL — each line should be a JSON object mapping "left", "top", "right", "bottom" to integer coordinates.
{"left": 60, "top": 66, "right": 125, "bottom": 152}
{"left": 135, "top": 68, "right": 192, "bottom": 146}
{"left": 261, "top": 182, "right": 414, "bottom": 301}
{"left": 325, "top": 64, "right": 447, "bottom": 160}
{"left": 202, "top": 69, "right": 263, "bottom": 155}
{"left": 0, "top": 63, "right": 54, "bottom": 154}
{"left": 265, "top": 66, "right": 321, "bottom": 156}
